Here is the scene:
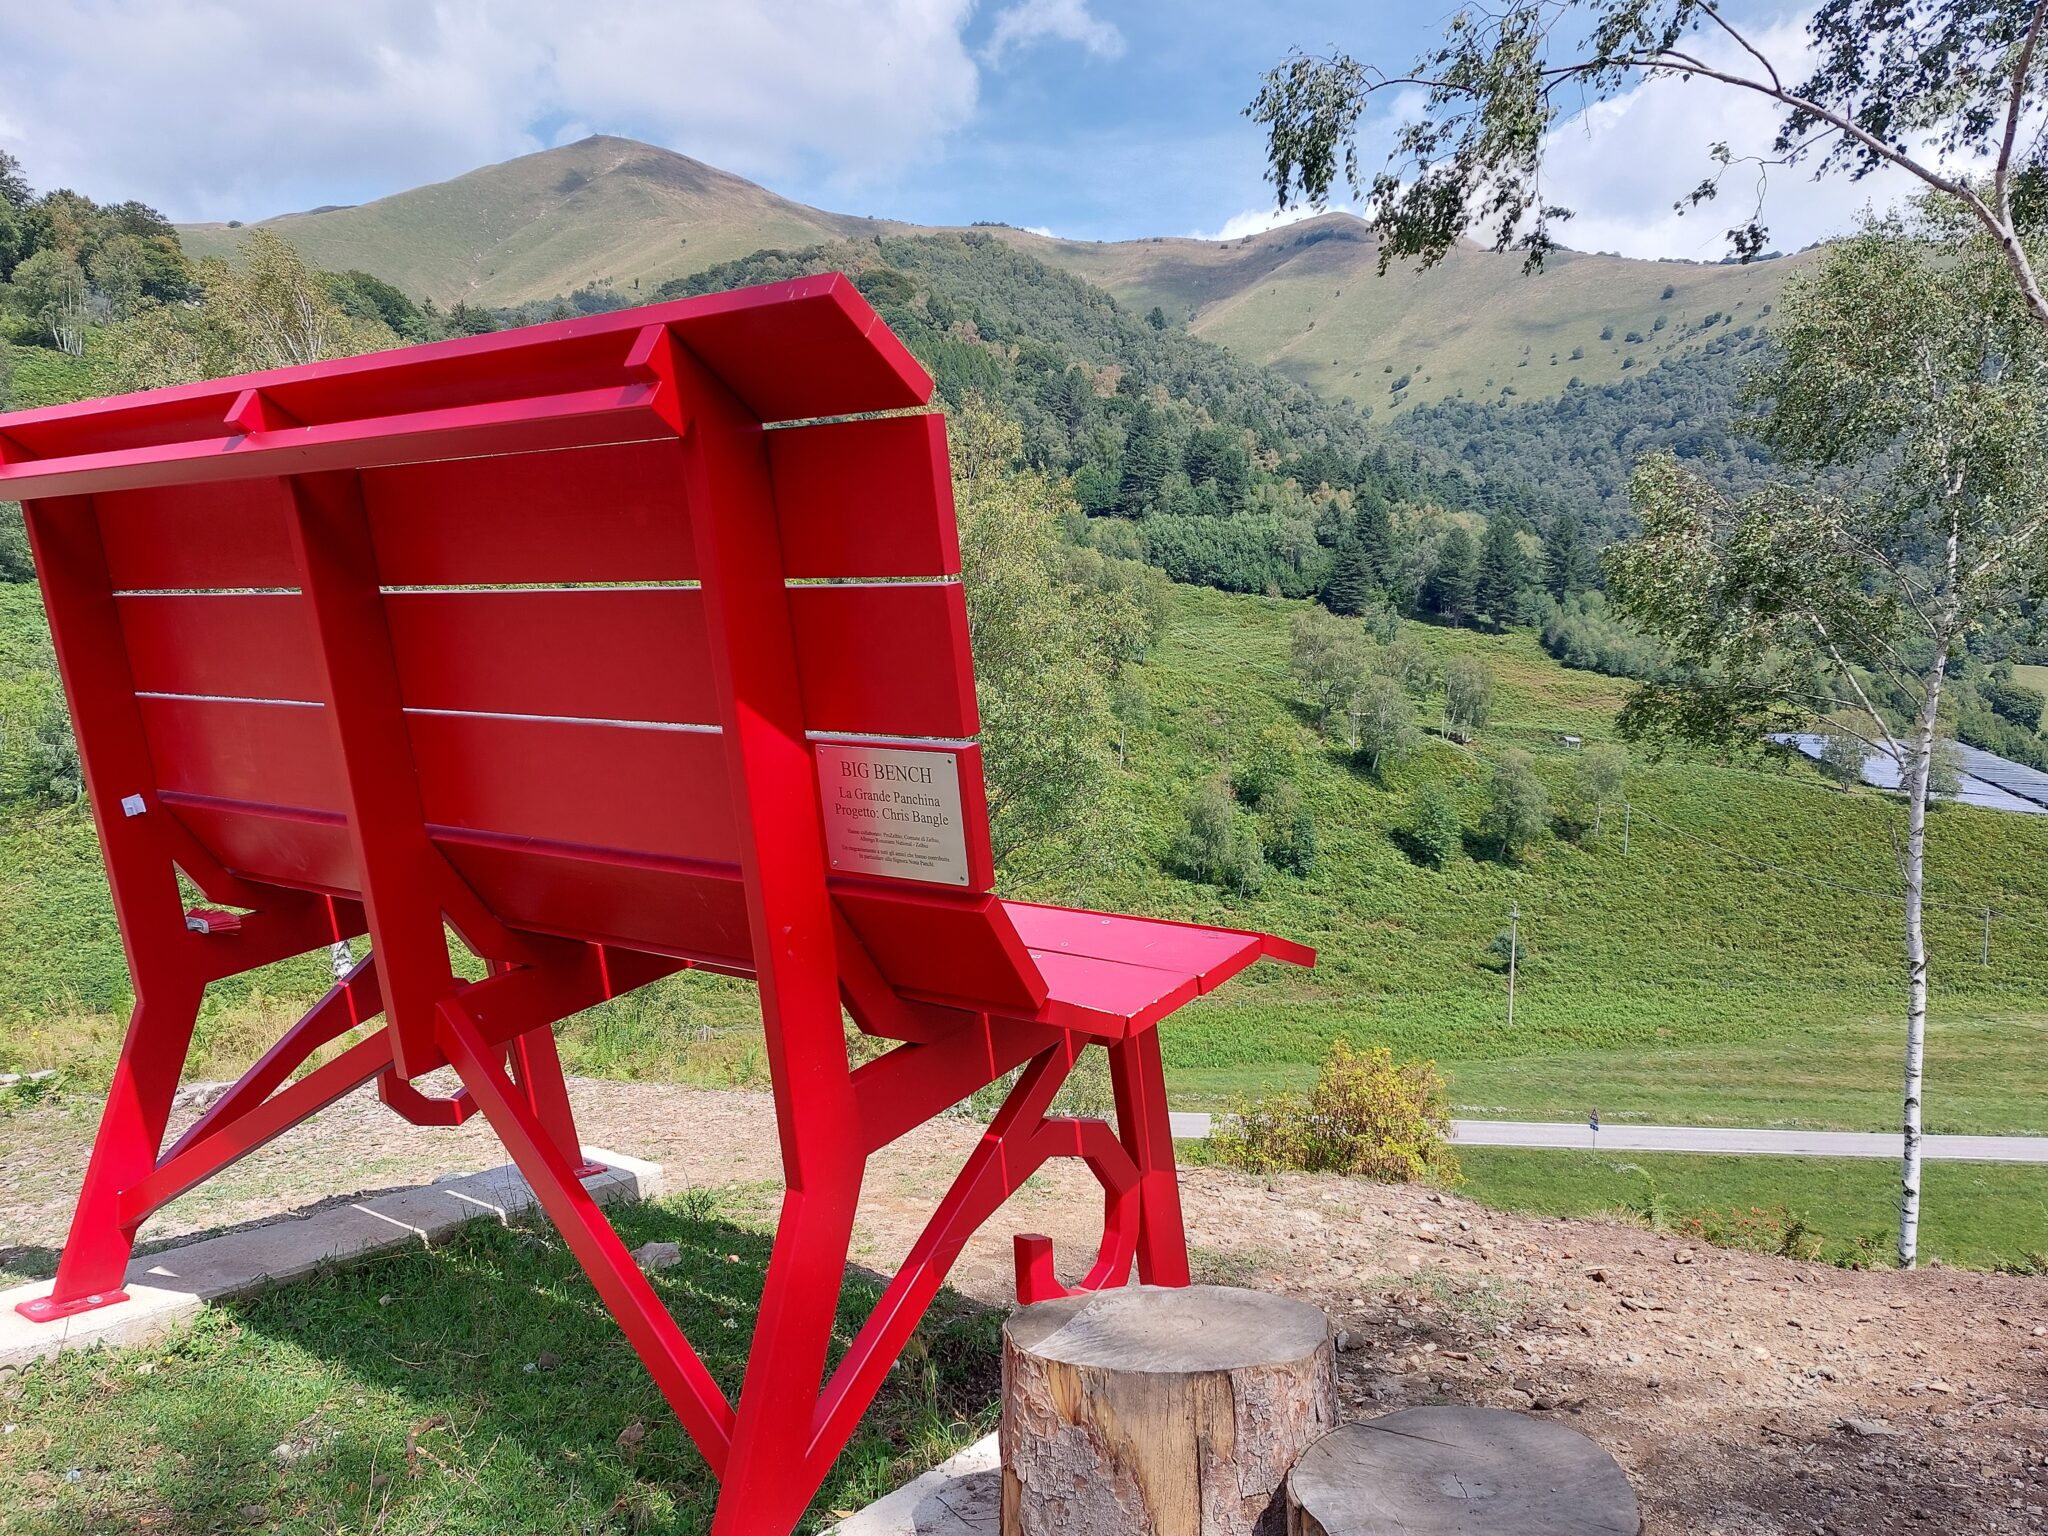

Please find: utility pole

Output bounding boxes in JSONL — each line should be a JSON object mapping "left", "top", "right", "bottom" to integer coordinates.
{"left": 1506, "top": 903, "right": 1519, "bottom": 1031}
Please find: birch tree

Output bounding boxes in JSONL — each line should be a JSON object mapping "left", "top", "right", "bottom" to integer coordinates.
{"left": 1606, "top": 207, "right": 2048, "bottom": 1266}
{"left": 1249, "top": 1, "right": 2048, "bottom": 333}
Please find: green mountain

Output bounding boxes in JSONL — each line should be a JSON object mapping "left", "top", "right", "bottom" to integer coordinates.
{"left": 177, "top": 135, "right": 893, "bottom": 310}
{"left": 1008, "top": 213, "right": 1812, "bottom": 410}
{"left": 176, "top": 138, "right": 1809, "bottom": 411}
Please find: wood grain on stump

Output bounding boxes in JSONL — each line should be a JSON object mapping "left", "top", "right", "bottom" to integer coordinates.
{"left": 1001, "top": 1284, "right": 1337, "bottom": 1536}
{"left": 1284, "top": 1408, "right": 1640, "bottom": 1535}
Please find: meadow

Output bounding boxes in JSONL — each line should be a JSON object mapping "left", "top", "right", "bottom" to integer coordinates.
{"left": 1453, "top": 1148, "right": 2048, "bottom": 1273}
{"left": 8, "top": 578, "right": 2048, "bottom": 1143}
{"left": 0, "top": 1192, "right": 999, "bottom": 1535}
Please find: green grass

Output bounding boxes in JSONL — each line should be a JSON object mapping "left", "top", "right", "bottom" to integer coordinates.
{"left": 1026, "top": 584, "right": 2048, "bottom": 1135}
{"left": 8, "top": 578, "right": 2048, "bottom": 1133}
{"left": 1456, "top": 1147, "right": 2048, "bottom": 1272}
{"left": 0, "top": 1196, "right": 999, "bottom": 1535}
{"left": 1030, "top": 215, "right": 1809, "bottom": 408}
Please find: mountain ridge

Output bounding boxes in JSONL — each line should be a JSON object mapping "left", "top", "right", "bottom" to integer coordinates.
{"left": 177, "top": 136, "right": 1816, "bottom": 409}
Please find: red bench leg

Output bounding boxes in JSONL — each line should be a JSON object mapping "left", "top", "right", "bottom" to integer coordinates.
{"left": 440, "top": 1002, "right": 738, "bottom": 1469}
{"left": 509, "top": 1025, "right": 603, "bottom": 1178}
{"left": 17, "top": 974, "right": 205, "bottom": 1320}
{"left": 1109, "top": 1029, "right": 1192, "bottom": 1287}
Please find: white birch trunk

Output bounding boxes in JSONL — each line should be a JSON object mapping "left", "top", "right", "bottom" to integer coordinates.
{"left": 1897, "top": 638, "right": 1952, "bottom": 1269}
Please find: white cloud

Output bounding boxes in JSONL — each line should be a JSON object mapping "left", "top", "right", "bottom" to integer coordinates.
{"left": 1189, "top": 203, "right": 1363, "bottom": 243}
{"left": 1536, "top": 15, "right": 1929, "bottom": 259}
{"left": 0, "top": 1, "right": 981, "bottom": 223}
{"left": 981, "top": 0, "right": 1124, "bottom": 64}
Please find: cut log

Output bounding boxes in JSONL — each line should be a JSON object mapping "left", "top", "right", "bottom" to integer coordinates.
{"left": 1285, "top": 1408, "right": 1640, "bottom": 1535}
{"left": 1001, "top": 1283, "right": 1337, "bottom": 1536}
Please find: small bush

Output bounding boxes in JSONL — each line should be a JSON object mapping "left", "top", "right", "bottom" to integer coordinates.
{"left": 1259, "top": 779, "right": 1318, "bottom": 876}
{"left": 1233, "top": 722, "right": 1298, "bottom": 809}
{"left": 1480, "top": 751, "right": 1549, "bottom": 860}
{"left": 1404, "top": 782, "right": 1463, "bottom": 869}
{"left": 1212, "top": 1039, "right": 1459, "bottom": 1184}
{"left": 1673, "top": 1205, "right": 1824, "bottom": 1262}
{"left": 1485, "top": 927, "right": 1528, "bottom": 970}
{"left": 1983, "top": 669, "right": 2045, "bottom": 731}
{"left": 1170, "top": 776, "right": 1267, "bottom": 894}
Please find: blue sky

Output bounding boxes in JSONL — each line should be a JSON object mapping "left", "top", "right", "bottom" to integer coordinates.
{"left": 0, "top": 1, "right": 1922, "bottom": 257}
{"left": 875, "top": 2, "right": 1425, "bottom": 239}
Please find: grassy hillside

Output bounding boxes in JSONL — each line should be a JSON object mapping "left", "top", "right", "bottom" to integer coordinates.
{"left": 1008, "top": 214, "right": 1811, "bottom": 410}
{"left": 7, "top": 577, "right": 2046, "bottom": 1137}
{"left": 1037, "top": 585, "right": 2048, "bottom": 1134}
{"left": 179, "top": 136, "right": 890, "bottom": 308}
{"left": 176, "top": 138, "right": 1804, "bottom": 410}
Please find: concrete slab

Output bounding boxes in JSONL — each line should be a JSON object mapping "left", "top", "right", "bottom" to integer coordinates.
{"left": 0, "top": 1147, "right": 660, "bottom": 1371}
{"left": 827, "top": 1433, "right": 1000, "bottom": 1536}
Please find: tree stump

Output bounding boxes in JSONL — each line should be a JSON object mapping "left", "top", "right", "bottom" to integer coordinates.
{"left": 1001, "top": 1284, "right": 1337, "bottom": 1536}
{"left": 1284, "top": 1408, "right": 1640, "bottom": 1535}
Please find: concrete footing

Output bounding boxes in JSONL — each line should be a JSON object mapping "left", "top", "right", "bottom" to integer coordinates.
{"left": 0, "top": 1148, "right": 661, "bottom": 1371}
{"left": 826, "top": 1433, "right": 1000, "bottom": 1535}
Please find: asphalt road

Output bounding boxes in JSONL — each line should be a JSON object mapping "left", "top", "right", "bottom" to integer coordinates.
{"left": 1165, "top": 1112, "right": 2048, "bottom": 1164}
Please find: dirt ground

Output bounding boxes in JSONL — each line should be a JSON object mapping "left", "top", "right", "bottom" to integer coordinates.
{"left": 4, "top": 1075, "right": 2045, "bottom": 1535}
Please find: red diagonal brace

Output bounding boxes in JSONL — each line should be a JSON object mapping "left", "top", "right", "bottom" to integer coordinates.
{"left": 439, "top": 1000, "right": 736, "bottom": 1472}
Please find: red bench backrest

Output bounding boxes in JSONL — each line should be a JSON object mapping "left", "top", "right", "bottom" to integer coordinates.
{"left": 0, "top": 279, "right": 1048, "bottom": 1042}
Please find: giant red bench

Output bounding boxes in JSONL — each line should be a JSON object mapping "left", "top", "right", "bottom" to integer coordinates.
{"left": 0, "top": 276, "right": 1310, "bottom": 1535}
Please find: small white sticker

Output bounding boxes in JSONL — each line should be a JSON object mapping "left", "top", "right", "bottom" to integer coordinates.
{"left": 815, "top": 743, "right": 971, "bottom": 886}
{"left": 120, "top": 794, "right": 146, "bottom": 818}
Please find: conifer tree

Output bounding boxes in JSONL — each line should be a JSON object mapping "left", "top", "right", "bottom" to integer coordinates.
{"left": 1542, "top": 509, "right": 1594, "bottom": 598}
{"left": 1475, "top": 511, "right": 1531, "bottom": 623}
{"left": 1321, "top": 539, "right": 1375, "bottom": 616}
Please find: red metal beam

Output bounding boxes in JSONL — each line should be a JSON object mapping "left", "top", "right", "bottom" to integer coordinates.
{"left": 439, "top": 1001, "right": 737, "bottom": 1472}
{"left": 117, "top": 1031, "right": 395, "bottom": 1228}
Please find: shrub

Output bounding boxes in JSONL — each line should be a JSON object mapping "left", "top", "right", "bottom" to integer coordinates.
{"left": 1233, "top": 722, "right": 1298, "bottom": 809}
{"left": 1442, "top": 657, "right": 1493, "bottom": 742}
{"left": 1673, "top": 1205, "right": 1824, "bottom": 1262}
{"left": 1214, "top": 1040, "right": 1458, "bottom": 1183}
{"left": 1259, "top": 779, "right": 1319, "bottom": 876}
{"left": 1486, "top": 927, "right": 1528, "bottom": 970}
{"left": 1170, "top": 776, "right": 1267, "bottom": 895}
{"left": 1403, "top": 781, "right": 1463, "bottom": 868}
{"left": 1480, "top": 750, "right": 1549, "bottom": 860}
{"left": 1983, "top": 668, "right": 2045, "bottom": 731}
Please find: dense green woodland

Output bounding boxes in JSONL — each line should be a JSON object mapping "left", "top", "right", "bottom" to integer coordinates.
{"left": 1393, "top": 330, "right": 1783, "bottom": 538}
{"left": 655, "top": 234, "right": 1574, "bottom": 605}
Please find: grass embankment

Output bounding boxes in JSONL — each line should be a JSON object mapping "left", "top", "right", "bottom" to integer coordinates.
{"left": 5, "top": 577, "right": 2047, "bottom": 1255}
{"left": 1045, "top": 585, "right": 2048, "bottom": 1137}
{"left": 1455, "top": 1147, "right": 2048, "bottom": 1273}
{"left": 0, "top": 1195, "right": 997, "bottom": 1535}
{"left": 8, "top": 578, "right": 2048, "bottom": 1134}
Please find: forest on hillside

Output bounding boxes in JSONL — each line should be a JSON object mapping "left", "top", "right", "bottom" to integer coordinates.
{"left": 1392, "top": 330, "right": 1783, "bottom": 537}
{"left": 4, "top": 148, "right": 2045, "bottom": 782}
{"left": 658, "top": 234, "right": 1584, "bottom": 626}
